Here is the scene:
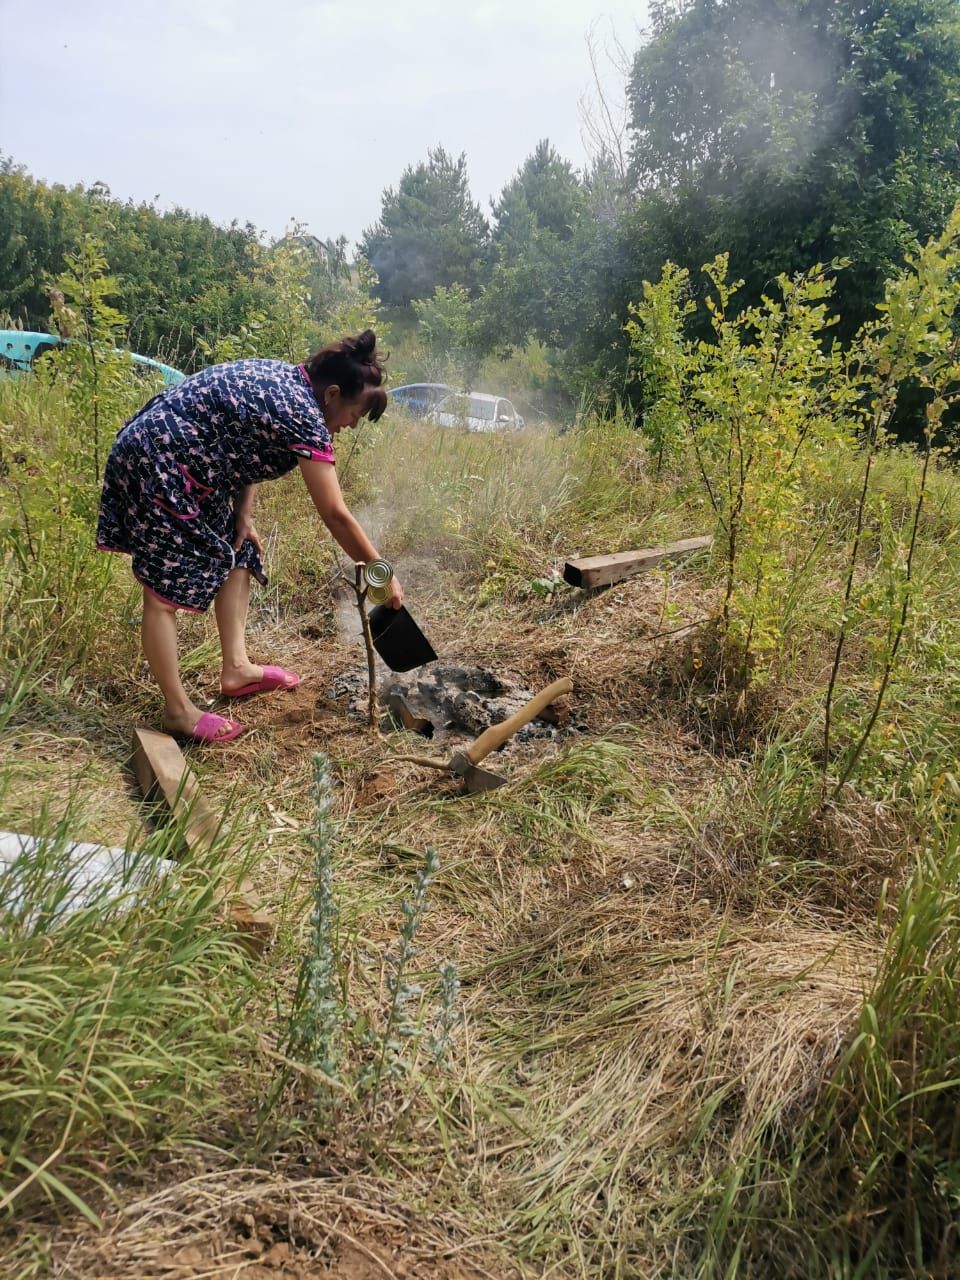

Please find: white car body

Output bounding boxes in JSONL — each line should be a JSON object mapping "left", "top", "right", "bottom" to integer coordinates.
{"left": 428, "top": 391, "right": 524, "bottom": 432}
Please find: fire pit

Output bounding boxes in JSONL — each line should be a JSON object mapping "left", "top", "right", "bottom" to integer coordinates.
{"left": 327, "top": 663, "right": 575, "bottom": 743}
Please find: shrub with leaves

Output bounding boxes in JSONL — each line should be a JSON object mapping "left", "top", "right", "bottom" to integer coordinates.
{"left": 46, "top": 236, "right": 152, "bottom": 498}
{"left": 625, "top": 260, "right": 693, "bottom": 474}
{"left": 412, "top": 282, "right": 480, "bottom": 387}
{"left": 315, "top": 253, "right": 386, "bottom": 349}
{"left": 630, "top": 252, "right": 857, "bottom": 679}
{"left": 825, "top": 204, "right": 960, "bottom": 791}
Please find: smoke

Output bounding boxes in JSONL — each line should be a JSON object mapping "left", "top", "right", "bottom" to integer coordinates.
{"left": 733, "top": 11, "right": 849, "bottom": 179}
{"left": 630, "top": 3, "right": 855, "bottom": 190}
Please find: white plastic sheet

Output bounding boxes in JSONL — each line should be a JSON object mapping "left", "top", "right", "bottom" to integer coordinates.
{"left": 0, "top": 831, "right": 175, "bottom": 921}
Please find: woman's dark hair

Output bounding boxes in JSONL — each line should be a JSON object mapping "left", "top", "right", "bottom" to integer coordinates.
{"left": 304, "top": 329, "right": 387, "bottom": 422}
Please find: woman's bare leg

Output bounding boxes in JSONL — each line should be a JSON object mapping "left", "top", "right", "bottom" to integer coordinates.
{"left": 141, "top": 589, "right": 206, "bottom": 735}
{"left": 215, "top": 569, "right": 263, "bottom": 692}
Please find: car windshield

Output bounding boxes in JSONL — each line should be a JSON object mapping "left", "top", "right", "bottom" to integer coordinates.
{"left": 393, "top": 385, "right": 449, "bottom": 406}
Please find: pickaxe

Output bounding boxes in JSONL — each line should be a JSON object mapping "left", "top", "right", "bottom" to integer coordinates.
{"left": 390, "top": 677, "right": 573, "bottom": 792}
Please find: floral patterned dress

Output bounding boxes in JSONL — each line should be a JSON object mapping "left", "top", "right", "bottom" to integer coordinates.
{"left": 97, "top": 360, "right": 334, "bottom": 612}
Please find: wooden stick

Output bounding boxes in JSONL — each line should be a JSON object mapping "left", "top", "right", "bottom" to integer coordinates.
{"left": 389, "top": 754, "right": 451, "bottom": 772}
{"left": 389, "top": 678, "right": 573, "bottom": 775}
{"left": 464, "top": 677, "right": 573, "bottom": 764}
{"left": 353, "top": 563, "right": 380, "bottom": 734}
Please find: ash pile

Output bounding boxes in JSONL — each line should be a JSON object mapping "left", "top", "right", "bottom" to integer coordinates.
{"left": 328, "top": 664, "right": 577, "bottom": 743}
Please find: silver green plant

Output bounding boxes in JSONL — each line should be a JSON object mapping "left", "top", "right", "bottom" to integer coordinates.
{"left": 426, "top": 961, "right": 462, "bottom": 1066}
{"left": 289, "top": 752, "right": 342, "bottom": 1083}
{"left": 363, "top": 846, "right": 440, "bottom": 1104}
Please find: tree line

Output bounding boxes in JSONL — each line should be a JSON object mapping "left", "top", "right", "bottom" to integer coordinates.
{"left": 0, "top": 163, "right": 378, "bottom": 372}
{"left": 3, "top": 0, "right": 959, "bottom": 413}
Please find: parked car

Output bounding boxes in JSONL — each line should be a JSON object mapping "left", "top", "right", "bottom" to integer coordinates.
{"left": 0, "top": 330, "right": 185, "bottom": 387}
{"left": 386, "top": 382, "right": 454, "bottom": 417}
{"left": 428, "top": 391, "right": 524, "bottom": 432}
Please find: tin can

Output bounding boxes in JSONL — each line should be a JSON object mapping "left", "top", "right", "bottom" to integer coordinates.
{"left": 363, "top": 558, "right": 394, "bottom": 604}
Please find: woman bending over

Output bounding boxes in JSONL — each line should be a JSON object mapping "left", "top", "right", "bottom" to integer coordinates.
{"left": 97, "top": 329, "right": 401, "bottom": 743}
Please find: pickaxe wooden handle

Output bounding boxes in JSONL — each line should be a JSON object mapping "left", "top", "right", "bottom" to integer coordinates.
{"left": 463, "top": 677, "right": 573, "bottom": 764}
{"left": 389, "top": 677, "right": 574, "bottom": 775}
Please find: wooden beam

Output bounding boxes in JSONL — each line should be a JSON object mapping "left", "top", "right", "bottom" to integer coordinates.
{"left": 131, "top": 728, "right": 274, "bottom": 954}
{"left": 131, "top": 728, "right": 221, "bottom": 850}
{"left": 563, "top": 535, "right": 713, "bottom": 590}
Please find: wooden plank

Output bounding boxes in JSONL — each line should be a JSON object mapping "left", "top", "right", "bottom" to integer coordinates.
{"left": 563, "top": 535, "right": 713, "bottom": 590}
{"left": 131, "top": 728, "right": 274, "bottom": 954}
{"left": 131, "top": 728, "right": 221, "bottom": 851}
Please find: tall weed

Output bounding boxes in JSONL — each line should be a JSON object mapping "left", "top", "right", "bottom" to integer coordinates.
{"left": 0, "top": 377, "right": 138, "bottom": 680}
{"left": 822, "top": 820, "right": 960, "bottom": 1274}
{"left": 0, "top": 803, "right": 256, "bottom": 1223}
{"left": 272, "top": 754, "right": 458, "bottom": 1137}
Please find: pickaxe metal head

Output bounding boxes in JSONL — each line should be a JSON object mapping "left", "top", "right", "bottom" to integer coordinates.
{"left": 446, "top": 750, "right": 508, "bottom": 793}
{"left": 446, "top": 677, "right": 573, "bottom": 792}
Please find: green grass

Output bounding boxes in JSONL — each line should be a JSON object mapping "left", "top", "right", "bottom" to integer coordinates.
{"left": 2, "top": 367, "right": 960, "bottom": 1278}
{"left": 0, "top": 798, "right": 258, "bottom": 1226}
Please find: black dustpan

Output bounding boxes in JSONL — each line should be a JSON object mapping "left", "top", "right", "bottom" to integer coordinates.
{"left": 369, "top": 604, "right": 438, "bottom": 672}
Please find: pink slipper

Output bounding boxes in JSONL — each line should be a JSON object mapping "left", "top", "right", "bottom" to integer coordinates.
{"left": 223, "top": 665, "right": 300, "bottom": 698}
{"left": 183, "top": 712, "right": 245, "bottom": 743}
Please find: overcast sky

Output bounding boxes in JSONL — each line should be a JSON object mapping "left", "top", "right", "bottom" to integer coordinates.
{"left": 1, "top": 0, "right": 648, "bottom": 247}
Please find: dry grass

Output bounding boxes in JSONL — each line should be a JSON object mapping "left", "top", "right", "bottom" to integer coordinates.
{"left": 4, "top": 412, "right": 957, "bottom": 1279}
{"left": 35, "top": 1167, "right": 522, "bottom": 1280}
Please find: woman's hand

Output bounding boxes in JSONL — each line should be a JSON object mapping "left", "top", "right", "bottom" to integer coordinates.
{"left": 297, "top": 460, "right": 400, "bottom": 608}
{"left": 233, "top": 485, "right": 263, "bottom": 557}
{"left": 233, "top": 512, "right": 264, "bottom": 557}
{"left": 298, "top": 459, "right": 382, "bottom": 564}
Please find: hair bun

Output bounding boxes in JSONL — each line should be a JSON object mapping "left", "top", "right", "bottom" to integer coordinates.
{"left": 350, "top": 329, "right": 377, "bottom": 362}
{"left": 304, "top": 329, "right": 385, "bottom": 397}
